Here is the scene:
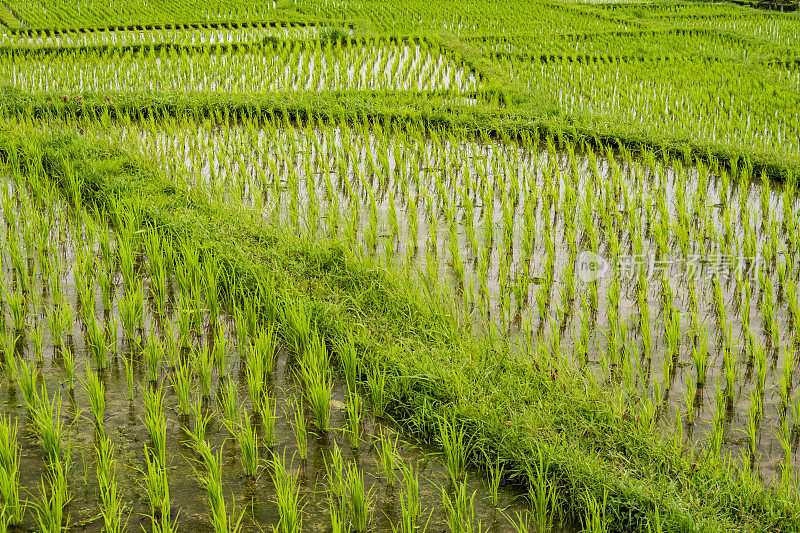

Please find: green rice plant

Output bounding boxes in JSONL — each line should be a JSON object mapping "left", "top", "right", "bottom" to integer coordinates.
{"left": 326, "top": 443, "right": 346, "bottom": 513}
{"left": 199, "top": 444, "right": 245, "bottom": 533}
{"left": 46, "top": 304, "right": 67, "bottom": 348}
{"left": 298, "top": 334, "right": 332, "bottom": 433}
{"left": 145, "top": 337, "right": 163, "bottom": 383}
{"left": 16, "top": 356, "right": 38, "bottom": 411}
{"left": 32, "top": 320, "right": 44, "bottom": 363}
{"left": 377, "top": 427, "right": 398, "bottom": 487}
{"left": 336, "top": 336, "right": 360, "bottom": 392}
{"left": 32, "top": 384, "right": 66, "bottom": 464}
{"left": 291, "top": 400, "right": 308, "bottom": 461}
{"left": 439, "top": 414, "right": 471, "bottom": 487}
{"left": 259, "top": 390, "right": 276, "bottom": 448}
{"left": 121, "top": 280, "right": 144, "bottom": 342}
{"left": 329, "top": 493, "right": 347, "bottom": 533}
{"left": 142, "top": 447, "right": 175, "bottom": 533}
{"left": 484, "top": 451, "right": 505, "bottom": 507}
{"left": 581, "top": 490, "right": 608, "bottom": 533}
{"left": 195, "top": 344, "right": 214, "bottom": 399}
{"left": 122, "top": 354, "right": 135, "bottom": 400}
{"left": 503, "top": 511, "right": 529, "bottom": 533}
{"left": 61, "top": 345, "right": 76, "bottom": 392}
{"left": 95, "top": 439, "right": 129, "bottom": 533}
{"left": 366, "top": 362, "right": 388, "bottom": 418}
{"left": 399, "top": 458, "right": 421, "bottom": 530}
{"left": 219, "top": 380, "right": 238, "bottom": 432}
{"left": 6, "top": 288, "right": 26, "bottom": 332}
{"left": 527, "top": 447, "right": 557, "bottom": 533}
{"left": 212, "top": 324, "right": 228, "bottom": 379}
{"left": 247, "top": 342, "right": 266, "bottom": 409}
{"left": 442, "top": 479, "right": 477, "bottom": 533}
{"left": 346, "top": 390, "right": 361, "bottom": 448}
{"left": 252, "top": 325, "right": 277, "bottom": 373}
{"left": 346, "top": 462, "right": 373, "bottom": 532}
{"left": 0, "top": 415, "right": 23, "bottom": 527}
{"left": 0, "top": 327, "right": 17, "bottom": 371}
{"left": 86, "top": 308, "right": 110, "bottom": 371}
{"left": 236, "top": 409, "right": 259, "bottom": 478}
{"left": 692, "top": 325, "right": 709, "bottom": 386}
{"left": 143, "top": 386, "right": 166, "bottom": 465}
{"left": 281, "top": 300, "right": 312, "bottom": 355}
{"left": 169, "top": 359, "right": 193, "bottom": 417}
{"left": 271, "top": 453, "right": 303, "bottom": 533}
{"left": 33, "top": 461, "right": 70, "bottom": 533}
{"left": 724, "top": 341, "right": 737, "bottom": 401}
{"left": 82, "top": 365, "right": 106, "bottom": 436}
{"left": 781, "top": 345, "right": 794, "bottom": 408}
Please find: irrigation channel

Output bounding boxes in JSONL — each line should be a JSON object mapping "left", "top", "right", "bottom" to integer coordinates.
{"left": 79, "top": 114, "right": 800, "bottom": 485}
{"left": 0, "top": 166, "right": 545, "bottom": 531}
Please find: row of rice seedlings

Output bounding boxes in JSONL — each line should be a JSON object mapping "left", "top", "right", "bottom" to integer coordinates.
{"left": 3, "top": 23, "right": 327, "bottom": 47}
{"left": 3, "top": 40, "right": 477, "bottom": 93}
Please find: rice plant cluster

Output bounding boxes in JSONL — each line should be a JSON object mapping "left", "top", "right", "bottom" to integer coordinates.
{"left": 0, "top": 149, "right": 531, "bottom": 531}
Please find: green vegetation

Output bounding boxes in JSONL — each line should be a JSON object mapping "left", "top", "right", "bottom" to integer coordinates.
{"left": 0, "top": 1, "right": 798, "bottom": 532}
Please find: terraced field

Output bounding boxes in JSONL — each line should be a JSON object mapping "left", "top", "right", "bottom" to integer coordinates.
{"left": 0, "top": 1, "right": 798, "bottom": 532}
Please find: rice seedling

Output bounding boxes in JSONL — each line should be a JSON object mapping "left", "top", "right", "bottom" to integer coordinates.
{"left": 298, "top": 334, "right": 332, "bottom": 433}
{"left": 366, "top": 362, "right": 388, "bottom": 418}
{"left": 692, "top": 325, "right": 709, "bottom": 386}
{"left": 32, "top": 384, "right": 66, "bottom": 464}
{"left": 16, "top": 356, "right": 38, "bottom": 411}
{"left": 95, "top": 439, "right": 129, "bottom": 533}
{"left": 527, "top": 447, "right": 557, "bottom": 533}
{"left": 484, "top": 451, "right": 505, "bottom": 507}
{"left": 439, "top": 414, "right": 471, "bottom": 487}
{"left": 0, "top": 327, "right": 17, "bottom": 371}
{"left": 581, "top": 490, "right": 608, "bottom": 533}
{"left": 82, "top": 365, "right": 106, "bottom": 435}
{"left": 0, "top": 415, "right": 23, "bottom": 527}
{"left": 291, "top": 400, "right": 308, "bottom": 461}
{"left": 346, "top": 389, "right": 362, "bottom": 448}
{"left": 86, "top": 308, "right": 110, "bottom": 371}
{"left": 337, "top": 335, "right": 360, "bottom": 392}
{"left": 143, "top": 386, "right": 167, "bottom": 465}
{"left": 259, "top": 389, "right": 276, "bottom": 448}
{"left": 271, "top": 453, "right": 303, "bottom": 533}
{"left": 145, "top": 337, "right": 163, "bottom": 383}
{"left": 121, "top": 280, "right": 144, "bottom": 343}
{"left": 346, "top": 462, "right": 373, "bottom": 532}
{"left": 442, "top": 479, "right": 478, "bottom": 533}
{"left": 212, "top": 324, "right": 228, "bottom": 379}
{"left": 33, "top": 461, "right": 71, "bottom": 533}
{"left": 236, "top": 409, "right": 259, "bottom": 478}
{"left": 399, "top": 458, "right": 421, "bottom": 530}
{"left": 377, "top": 427, "right": 398, "bottom": 487}
{"left": 195, "top": 344, "right": 214, "bottom": 399}
{"left": 61, "top": 345, "right": 76, "bottom": 392}
{"left": 142, "top": 447, "right": 173, "bottom": 530}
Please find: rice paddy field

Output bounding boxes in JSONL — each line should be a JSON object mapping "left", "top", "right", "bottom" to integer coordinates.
{"left": 0, "top": 1, "right": 799, "bottom": 532}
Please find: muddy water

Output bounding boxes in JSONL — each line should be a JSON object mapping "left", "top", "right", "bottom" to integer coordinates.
{"left": 0, "top": 179, "right": 540, "bottom": 531}
{"left": 80, "top": 117, "right": 800, "bottom": 482}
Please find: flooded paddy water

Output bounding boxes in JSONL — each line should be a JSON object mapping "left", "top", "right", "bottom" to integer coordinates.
{"left": 81, "top": 114, "right": 800, "bottom": 484}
